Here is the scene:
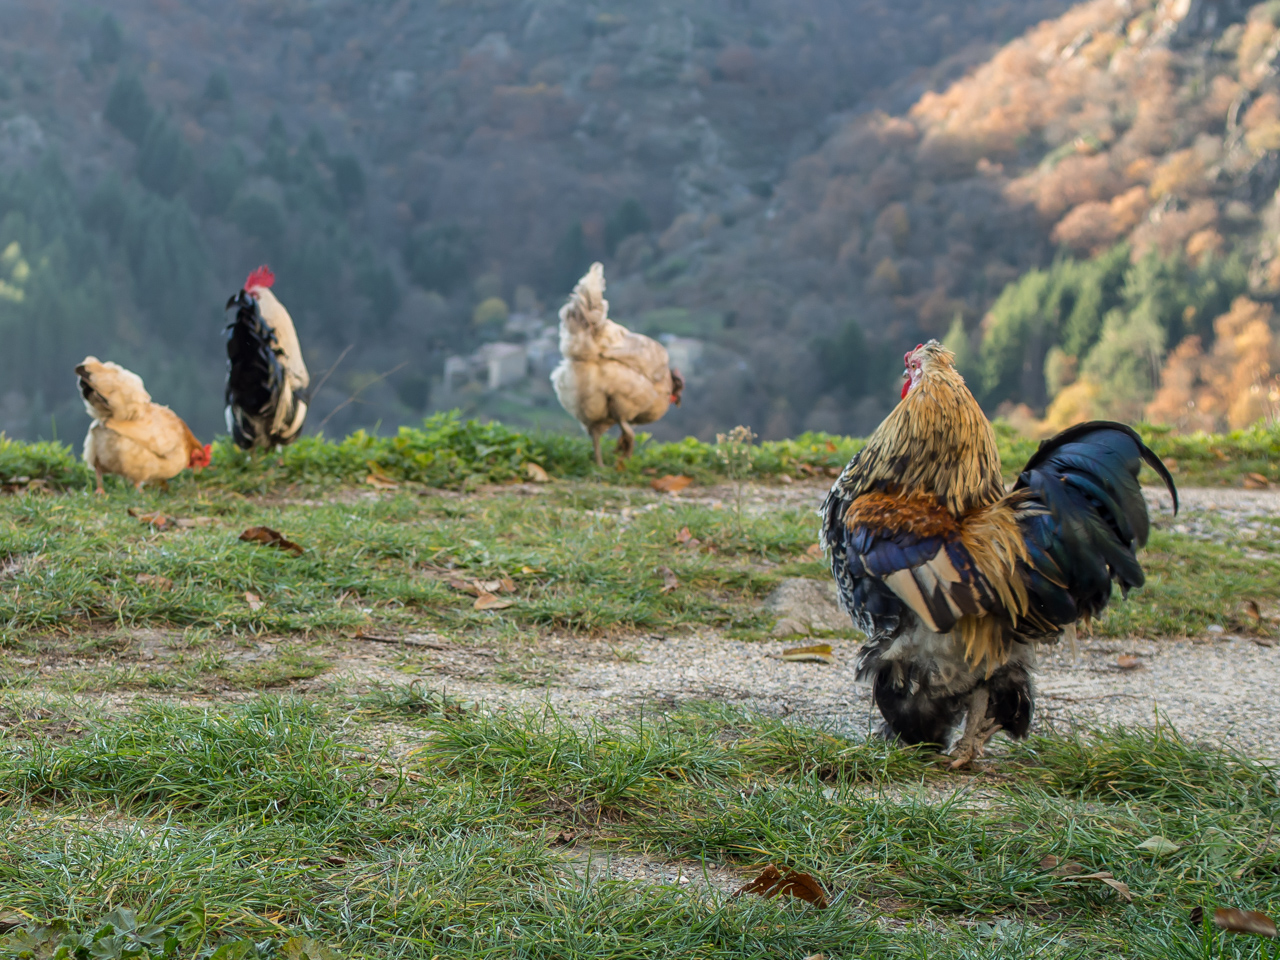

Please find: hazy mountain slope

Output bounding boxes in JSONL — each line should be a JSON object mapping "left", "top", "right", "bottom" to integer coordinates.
{"left": 622, "top": 0, "right": 1280, "bottom": 440}
{"left": 0, "top": 0, "right": 1073, "bottom": 441}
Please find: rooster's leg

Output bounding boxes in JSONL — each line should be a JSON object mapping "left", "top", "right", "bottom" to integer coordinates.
{"left": 94, "top": 467, "right": 106, "bottom": 496}
{"left": 615, "top": 421, "right": 635, "bottom": 468}
{"left": 948, "top": 686, "right": 1002, "bottom": 770}
{"left": 589, "top": 425, "right": 606, "bottom": 468}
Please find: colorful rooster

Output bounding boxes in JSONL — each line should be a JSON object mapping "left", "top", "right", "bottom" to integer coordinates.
{"left": 821, "top": 340, "right": 1177, "bottom": 766}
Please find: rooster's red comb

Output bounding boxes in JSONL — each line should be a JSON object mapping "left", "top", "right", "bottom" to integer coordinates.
{"left": 904, "top": 343, "right": 924, "bottom": 365}
{"left": 244, "top": 265, "right": 275, "bottom": 291}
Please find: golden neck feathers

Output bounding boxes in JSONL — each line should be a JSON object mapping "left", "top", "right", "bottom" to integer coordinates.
{"left": 841, "top": 341, "right": 1003, "bottom": 517}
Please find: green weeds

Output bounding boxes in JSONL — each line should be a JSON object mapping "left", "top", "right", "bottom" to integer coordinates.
{"left": 10, "top": 411, "right": 1280, "bottom": 493}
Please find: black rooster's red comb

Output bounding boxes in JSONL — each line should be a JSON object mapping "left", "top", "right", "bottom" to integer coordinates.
{"left": 244, "top": 265, "right": 275, "bottom": 291}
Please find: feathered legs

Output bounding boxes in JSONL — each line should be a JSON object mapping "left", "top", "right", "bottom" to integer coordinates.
{"left": 948, "top": 686, "right": 1001, "bottom": 769}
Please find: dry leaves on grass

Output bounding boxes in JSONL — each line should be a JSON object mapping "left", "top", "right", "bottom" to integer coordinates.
{"left": 651, "top": 474, "right": 692, "bottom": 494}
{"left": 447, "top": 577, "right": 517, "bottom": 596}
{"left": 1117, "top": 655, "right": 1141, "bottom": 670}
{"left": 136, "top": 574, "right": 173, "bottom": 591}
{"left": 1202, "top": 907, "right": 1278, "bottom": 938}
{"left": 365, "top": 468, "right": 399, "bottom": 490}
{"left": 525, "top": 462, "right": 550, "bottom": 483}
{"left": 659, "top": 566, "right": 680, "bottom": 594}
{"left": 474, "top": 593, "right": 514, "bottom": 611}
{"left": 805, "top": 543, "right": 823, "bottom": 560}
{"left": 676, "top": 526, "right": 704, "bottom": 549}
{"left": 128, "top": 508, "right": 215, "bottom": 531}
{"left": 1244, "top": 472, "right": 1272, "bottom": 490}
{"left": 732, "top": 864, "right": 829, "bottom": 908}
{"left": 239, "top": 526, "right": 304, "bottom": 557}
{"left": 245, "top": 592, "right": 264, "bottom": 612}
{"left": 1038, "top": 856, "right": 1132, "bottom": 901}
{"left": 1136, "top": 836, "right": 1180, "bottom": 856}
{"left": 782, "top": 643, "right": 835, "bottom": 665}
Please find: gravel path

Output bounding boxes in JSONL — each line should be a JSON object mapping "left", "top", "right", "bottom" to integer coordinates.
{"left": 322, "top": 484, "right": 1280, "bottom": 758}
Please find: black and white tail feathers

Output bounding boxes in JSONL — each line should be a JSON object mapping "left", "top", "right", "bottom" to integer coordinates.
{"left": 224, "top": 289, "right": 308, "bottom": 449}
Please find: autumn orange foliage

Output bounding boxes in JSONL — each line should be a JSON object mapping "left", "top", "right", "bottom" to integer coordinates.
{"left": 1147, "top": 297, "right": 1280, "bottom": 432}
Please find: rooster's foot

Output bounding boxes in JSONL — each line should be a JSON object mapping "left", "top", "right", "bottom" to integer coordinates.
{"left": 948, "top": 716, "right": 1002, "bottom": 769}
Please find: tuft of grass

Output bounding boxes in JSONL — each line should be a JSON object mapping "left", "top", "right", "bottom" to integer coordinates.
{"left": 1011, "top": 721, "right": 1280, "bottom": 808}
{"left": 0, "top": 698, "right": 383, "bottom": 822}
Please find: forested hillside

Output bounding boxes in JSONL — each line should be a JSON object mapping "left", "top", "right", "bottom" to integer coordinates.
{"left": 0, "top": 0, "right": 1075, "bottom": 441}
{"left": 631, "top": 0, "right": 1280, "bottom": 440}
{"left": 9, "top": 0, "right": 1278, "bottom": 445}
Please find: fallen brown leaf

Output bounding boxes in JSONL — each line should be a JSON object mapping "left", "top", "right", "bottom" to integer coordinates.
{"left": 676, "top": 526, "right": 694, "bottom": 544}
{"left": 128, "top": 508, "right": 175, "bottom": 530}
{"left": 824, "top": 441, "right": 837, "bottom": 453}
{"left": 1213, "top": 907, "right": 1278, "bottom": 938}
{"left": 476, "top": 579, "right": 503, "bottom": 594}
{"left": 525, "top": 462, "right": 550, "bottom": 483}
{"left": 1057, "top": 870, "right": 1133, "bottom": 901}
{"left": 732, "top": 864, "right": 829, "bottom": 908}
{"left": 1244, "top": 472, "right": 1272, "bottom": 490}
{"left": 245, "top": 592, "right": 264, "bottom": 612}
{"left": 1039, "top": 855, "right": 1086, "bottom": 876}
{"left": 659, "top": 566, "right": 680, "bottom": 594}
{"left": 1245, "top": 599, "right": 1263, "bottom": 621}
{"left": 474, "top": 593, "right": 514, "bottom": 611}
{"left": 1117, "top": 654, "right": 1141, "bottom": 670}
{"left": 805, "top": 543, "right": 823, "bottom": 559}
{"left": 447, "top": 578, "right": 480, "bottom": 596}
{"left": 651, "top": 474, "right": 692, "bottom": 494}
{"left": 782, "top": 643, "right": 835, "bottom": 665}
{"left": 324, "top": 856, "right": 347, "bottom": 867}
{"left": 499, "top": 577, "right": 517, "bottom": 594}
{"left": 239, "top": 526, "right": 304, "bottom": 556}
{"left": 136, "top": 574, "right": 173, "bottom": 592}
{"left": 365, "top": 469, "right": 399, "bottom": 490}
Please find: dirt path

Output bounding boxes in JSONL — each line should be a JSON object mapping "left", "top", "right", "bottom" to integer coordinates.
{"left": 311, "top": 484, "right": 1280, "bottom": 757}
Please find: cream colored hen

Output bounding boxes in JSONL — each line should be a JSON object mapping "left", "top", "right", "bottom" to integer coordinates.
{"left": 76, "top": 357, "right": 211, "bottom": 493}
{"left": 551, "top": 263, "right": 683, "bottom": 467}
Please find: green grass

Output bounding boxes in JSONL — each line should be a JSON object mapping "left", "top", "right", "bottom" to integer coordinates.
{"left": 0, "top": 484, "right": 814, "bottom": 645}
{"left": 0, "top": 461, "right": 1276, "bottom": 653}
{"left": 1, "top": 697, "right": 1279, "bottom": 957}
{"left": 8, "top": 411, "right": 1280, "bottom": 493}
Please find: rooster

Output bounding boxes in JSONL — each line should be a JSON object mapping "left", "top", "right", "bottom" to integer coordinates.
{"left": 224, "top": 266, "right": 310, "bottom": 449}
{"left": 821, "top": 340, "right": 1177, "bottom": 766}
{"left": 551, "top": 263, "right": 683, "bottom": 467}
{"left": 76, "top": 357, "right": 211, "bottom": 493}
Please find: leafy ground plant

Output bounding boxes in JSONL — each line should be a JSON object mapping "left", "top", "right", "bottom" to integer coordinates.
{"left": 9, "top": 412, "right": 1280, "bottom": 492}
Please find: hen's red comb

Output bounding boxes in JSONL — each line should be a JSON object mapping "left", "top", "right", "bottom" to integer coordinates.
{"left": 244, "top": 265, "right": 275, "bottom": 291}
